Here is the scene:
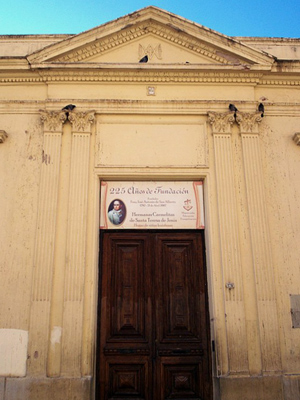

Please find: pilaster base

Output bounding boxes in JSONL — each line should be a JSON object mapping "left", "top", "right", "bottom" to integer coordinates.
{"left": 219, "top": 375, "right": 300, "bottom": 400}
{"left": 2, "top": 377, "right": 91, "bottom": 400}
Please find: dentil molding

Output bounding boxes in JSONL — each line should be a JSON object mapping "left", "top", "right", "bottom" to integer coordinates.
{"left": 55, "top": 21, "right": 232, "bottom": 64}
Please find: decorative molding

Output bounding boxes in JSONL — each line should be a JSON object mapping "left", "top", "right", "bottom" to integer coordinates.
{"left": 40, "top": 110, "right": 67, "bottom": 131}
{"left": 54, "top": 21, "right": 233, "bottom": 64}
{"left": 139, "top": 44, "right": 162, "bottom": 60}
{"left": 212, "top": 113, "right": 249, "bottom": 372}
{"left": 236, "top": 112, "right": 262, "bottom": 134}
{"left": 37, "top": 70, "right": 263, "bottom": 84}
{"left": 29, "top": 128, "right": 63, "bottom": 374}
{"left": 62, "top": 112, "right": 92, "bottom": 375}
{"left": 293, "top": 132, "right": 300, "bottom": 145}
{"left": 240, "top": 127, "right": 282, "bottom": 372}
{"left": 261, "top": 79, "right": 300, "bottom": 86}
{"left": 208, "top": 112, "right": 235, "bottom": 134}
{"left": 0, "top": 130, "right": 8, "bottom": 143}
{"left": 1, "top": 100, "right": 300, "bottom": 119}
{"left": 1, "top": 73, "right": 300, "bottom": 86}
{"left": 68, "top": 111, "right": 95, "bottom": 132}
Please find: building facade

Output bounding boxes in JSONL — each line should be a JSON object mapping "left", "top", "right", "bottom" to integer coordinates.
{"left": 0, "top": 6, "right": 300, "bottom": 400}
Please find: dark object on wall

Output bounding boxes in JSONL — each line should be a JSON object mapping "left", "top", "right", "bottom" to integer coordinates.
{"left": 62, "top": 104, "right": 76, "bottom": 119}
{"left": 258, "top": 103, "right": 264, "bottom": 117}
{"left": 62, "top": 104, "right": 76, "bottom": 111}
{"left": 229, "top": 104, "right": 238, "bottom": 112}
{"left": 139, "top": 55, "right": 148, "bottom": 63}
{"left": 229, "top": 103, "right": 238, "bottom": 119}
{"left": 290, "top": 294, "right": 300, "bottom": 328}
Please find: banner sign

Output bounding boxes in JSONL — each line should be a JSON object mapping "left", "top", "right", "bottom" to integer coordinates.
{"left": 100, "top": 181, "right": 204, "bottom": 230}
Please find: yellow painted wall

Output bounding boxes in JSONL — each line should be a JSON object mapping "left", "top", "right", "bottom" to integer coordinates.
{"left": 0, "top": 7, "right": 300, "bottom": 400}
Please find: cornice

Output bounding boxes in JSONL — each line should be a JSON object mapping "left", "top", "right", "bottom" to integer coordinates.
{"left": 0, "top": 58, "right": 30, "bottom": 70}
{"left": 1, "top": 68, "right": 300, "bottom": 86}
{"left": 1, "top": 100, "right": 300, "bottom": 117}
{"left": 55, "top": 21, "right": 238, "bottom": 65}
{"left": 261, "top": 78, "right": 300, "bottom": 86}
{"left": 94, "top": 166, "right": 209, "bottom": 180}
{"left": 27, "top": 7, "right": 274, "bottom": 66}
{"left": 5, "top": 70, "right": 263, "bottom": 84}
{"left": 29, "top": 63, "right": 272, "bottom": 74}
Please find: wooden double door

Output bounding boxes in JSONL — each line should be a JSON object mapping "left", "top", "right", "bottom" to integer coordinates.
{"left": 97, "top": 231, "right": 212, "bottom": 400}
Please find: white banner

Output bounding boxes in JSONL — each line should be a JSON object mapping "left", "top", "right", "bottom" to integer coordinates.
{"left": 100, "top": 181, "right": 204, "bottom": 229}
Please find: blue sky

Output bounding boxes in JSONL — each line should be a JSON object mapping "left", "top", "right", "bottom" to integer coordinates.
{"left": 1, "top": 0, "right": 299, "bottom": 37}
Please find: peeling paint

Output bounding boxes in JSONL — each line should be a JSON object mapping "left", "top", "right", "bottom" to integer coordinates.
{"left": 0, "top": 329, "right": 28, "bottom": 376}
{"left": 50, "top": 326, "right": 62, "bottom": 347}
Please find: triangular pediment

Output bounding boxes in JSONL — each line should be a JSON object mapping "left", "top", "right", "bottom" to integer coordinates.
{"left": 27, "top": 7, "right": 274, "bottom": 68}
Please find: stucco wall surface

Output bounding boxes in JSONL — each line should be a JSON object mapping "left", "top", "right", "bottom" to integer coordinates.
{"left": 0, "top": 6, "right": 300, "bottom": 400}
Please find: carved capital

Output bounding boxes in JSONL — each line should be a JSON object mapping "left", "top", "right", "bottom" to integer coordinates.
{"left": 40, "top": 111, "right": 67, "bottom": 132}
{"left": 208, "top": 112, "right": 235, "bottom": 134}
{"left": 68, "top": 111, "right": 95, "bottom": 133}
{"left": 0, "top": 130, "right": 8, "bottom": 143}
{"left": 236, "top": 112, "right": 262, "bottom": 134}
{"left": 293, "top": 133, "right": 300, "bottom": 146}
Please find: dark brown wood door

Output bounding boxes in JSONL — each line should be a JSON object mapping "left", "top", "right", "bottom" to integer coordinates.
{"left": 97, "top": 231, "right": 211, "bottom": 400}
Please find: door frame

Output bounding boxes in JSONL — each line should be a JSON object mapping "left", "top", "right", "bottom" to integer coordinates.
{"left": 95, "top": 228, "right": 213, "bottom": 399}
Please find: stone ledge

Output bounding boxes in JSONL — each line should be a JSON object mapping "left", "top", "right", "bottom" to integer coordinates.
{"left": 283, "top": 376, "right": 300, "bottom": 400}
{"left": 219, "top": 376, "right": 283, "bottom": 400}
{"left": 3, "top": 377, "right": 91, "bottom": 400}
{"left": 0, "top": 378, "right": 4, "bottom": 400}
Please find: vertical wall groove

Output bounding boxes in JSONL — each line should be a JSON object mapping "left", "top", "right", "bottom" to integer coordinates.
{"left": 238, "top": 112, "right": 282, "bottom": 373}
{"left": 32, "top": 133, "right": 62, "bottom": 301}
{"left": 209, "top": 112, "right": 249, "bottom": 374}
{"left": 60, "top": 112, "right": 94, "bottom": 377}
{"left": 28, "top": 111, "right": 66, "bottom": 376}
{"left": 214, "top": 134, "right": 248, "bottom": 373}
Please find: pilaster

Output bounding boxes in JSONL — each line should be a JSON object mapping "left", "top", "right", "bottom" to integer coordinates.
{"left": 208, "top": 112, "right": 249, "bottom": 374}
{"left": 28, "top": 111, "right": 66, "bottom": 375}
{"left": 236, "top": 111, "right": 282, "bottom": 372}
{"left": 61, "top": 111, "right": 95, "bottom": 376}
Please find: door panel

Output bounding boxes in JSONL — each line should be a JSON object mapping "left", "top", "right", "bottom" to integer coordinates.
{"left": 99, "top": 233, "right": 152, "bottom": 400}
{"left": 109, "top": 238, "right": 149, "bottom": 339}
{"left": 97, "top": 231, "right": 211, "bottom": 400}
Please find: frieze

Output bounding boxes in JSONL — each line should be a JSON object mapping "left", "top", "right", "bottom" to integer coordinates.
{"left": 236, "top": 112, "right": 262, "bottom": 134}
{"left": 40, "top": 110, "right": 67, "bottom": 131}
{"left": 208, "top": 112, "right": 235, "bottom": 134}
{"left": 68, "top": 111, "right": 95, "bottom": 132}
